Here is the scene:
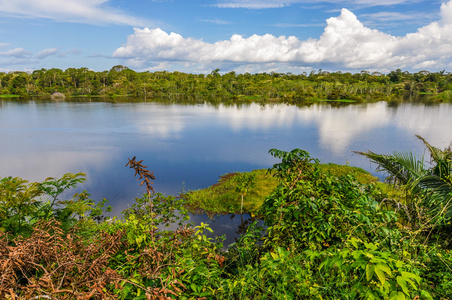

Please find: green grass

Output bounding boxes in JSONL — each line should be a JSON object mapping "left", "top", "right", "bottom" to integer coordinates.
{"left": 307, "top": 98, "right": 357, "bottom": 103}
{"left": 182, "top": 169, "right": 277, "bottom": 215}
{"left": 0, "top": 94, "right": 20, "bottom": 98}
{"left": 68, "top": 94, "right": 133, "bottom": 98}
{"left": 321, "top": 99, "right": 357, "bottom": 103}
{"left": 182, "top": 164, "right": 386, "bottom": 215}
{"left": 70, "top": 95, "right": 103, "bottom": 98}
{"left": 318, "top": 163, "right": 378, "bottom": 184}
{"left": 238, "top": 95, "right": 262, "bottom": 101}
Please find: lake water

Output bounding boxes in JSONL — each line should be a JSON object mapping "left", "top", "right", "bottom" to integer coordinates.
{"left": 1, "top": 98, "right": 451, "bottom": 244}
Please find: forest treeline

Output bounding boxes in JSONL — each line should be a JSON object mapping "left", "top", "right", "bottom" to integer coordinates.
{"left": 1, "top": 66, "right": 452, "bottom": 102}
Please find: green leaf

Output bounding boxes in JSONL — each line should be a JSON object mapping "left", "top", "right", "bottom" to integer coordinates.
{"left": 396, "top": 276, "right": 409, "bottom": 295}
{"left": 420, "top": 290, "right": 433, "bottom": 300}
{"left": 396, "top": 291, "right": 406, "bottom": 300}
{"left": 400, "top": 271, "right": 420, "bottom": 285}
{"left": 366, "top": 264, "right": 375, "bottom": 281}
{"left": 389, "top": 291, "right": 406, "bottom": 300}
{"left": 376, "top": 263, "right": 392, "bottom": 276}
{"left": 375, "top": 268, "right": 386, "bottom": 285}
{"left": 190, "top": 283, "right": 199, "bottom": 293}
{"left": 405, "top": 279, "right": 418, "bottom": 293}
{"left": 364, "top": 241, "right": 378, "bottom": 251}
{"left": 270, "top": 252, "right": 278, "bottom": 260}
{"left": 389, "top": 291, "right": 397, "bottom": 300}
{"left": 365, "top": 289, "right": 380, "bottom": 300}
{"left": 129, "top": 277, "right": 142, "bottom": 286}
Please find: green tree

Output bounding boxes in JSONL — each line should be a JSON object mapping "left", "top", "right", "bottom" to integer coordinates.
{"left": 10, "top": 74, "right": 28, "bottom": 95}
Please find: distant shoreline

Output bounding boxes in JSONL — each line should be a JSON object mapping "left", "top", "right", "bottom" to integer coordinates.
{"left": 1, "top": 67, "right": 451, "bottom": 104}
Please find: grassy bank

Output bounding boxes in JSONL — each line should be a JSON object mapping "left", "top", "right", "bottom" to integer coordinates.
{"left": 182, "top": 163, "right": 382, "bottom": 215}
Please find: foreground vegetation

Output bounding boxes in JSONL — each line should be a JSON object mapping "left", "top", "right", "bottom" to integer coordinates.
{"left": 1, "top": 66, "right": 452, "bottom": 103}
{"left": 1, "top": 139, "right": 452, "bottom": 299}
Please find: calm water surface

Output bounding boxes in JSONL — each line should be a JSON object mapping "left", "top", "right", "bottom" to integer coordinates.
{"left": 1, "top": 99, "right": 451, "bottom": 243}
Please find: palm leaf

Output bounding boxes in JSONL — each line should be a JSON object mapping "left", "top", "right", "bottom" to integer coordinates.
{"left": 353, "top": 150, "right": 427, "bottom": 186}
{"left": 416, "top": 135, "right": 452, "bottom": 179}
{"left": 355, "top": 136, "right": 452, "bottom": 230}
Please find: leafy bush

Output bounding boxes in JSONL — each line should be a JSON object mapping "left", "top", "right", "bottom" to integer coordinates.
{"left": 260, "top": 148, "right": 396, "bottom": 251}
{"left": 220, "top": 148, "right": 438, "bottom": 299}
{"left": 0, "top": 173, "right": 110, "bottom": 238}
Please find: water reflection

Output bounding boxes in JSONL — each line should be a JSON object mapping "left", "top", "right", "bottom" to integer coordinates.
{"left": 189, "top": 213, "right": 263, "bottom": 247}
{"left": 1, "top": 99, "right": 451, "bottom": 239}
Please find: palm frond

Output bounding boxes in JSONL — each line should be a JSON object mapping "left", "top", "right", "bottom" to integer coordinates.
{"left": 417, "top": 175, "right": 452, "bottom": 198}
{"left": 353, "top": 150, "right": 427, "bottom": 186}
{"left": 416, "top": 134, "right": 452, "bottom": 178}
{"left": 355, "top": 136, "right": 452, "bottom": 233}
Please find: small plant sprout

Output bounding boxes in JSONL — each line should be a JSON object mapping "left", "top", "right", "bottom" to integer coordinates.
{"left": 233, "top": 172, "right": 257, "bottom": 214}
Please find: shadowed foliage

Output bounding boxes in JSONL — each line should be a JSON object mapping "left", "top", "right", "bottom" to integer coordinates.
{"left": 354, "top": 135, "right": 452, "bottom": 237}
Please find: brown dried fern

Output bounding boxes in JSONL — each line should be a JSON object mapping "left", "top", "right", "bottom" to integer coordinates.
{"left": 0, "top": 220, "right": 125, "bottom": 299}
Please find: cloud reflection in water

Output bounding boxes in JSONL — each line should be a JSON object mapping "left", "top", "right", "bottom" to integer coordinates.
{"left": 0, "top": 100, "right": 451, "bottom": 213}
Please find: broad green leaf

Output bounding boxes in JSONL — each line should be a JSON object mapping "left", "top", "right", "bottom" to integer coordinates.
{"left": 375, "top": 268, "right": 386, "bottom": 285}
{"left": 396, "top": 276, "right": 409, "bottom": 295}
{"left": 366, "top": 264, "right": 375, "bottom": 281}
{"left": 404, "top": 278, "right": 417, "bottom": 290}
{"left": 396, "top": 291, "right": 406, "bottom": 300}
{"left": 400, "top": 271, "right": 420, "bottom": 284}
{"left": 389, "top": 291, "right": 406, "bottom": 300}
{"left": 389, "top": 291, "right": 397, "bottom": 300}
{"left": 375, "top": 263, "right": 392, "bottom": 276}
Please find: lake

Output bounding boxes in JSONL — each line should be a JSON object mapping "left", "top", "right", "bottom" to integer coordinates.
{"left": 1, "top": 98, "right": 451, "bottom": 243}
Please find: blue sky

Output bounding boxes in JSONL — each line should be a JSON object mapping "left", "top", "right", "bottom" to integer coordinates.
{"left": 0, "top": 0, "right": 451, "bottom": 74}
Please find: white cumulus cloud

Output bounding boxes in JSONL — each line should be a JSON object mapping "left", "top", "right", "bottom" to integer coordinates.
{"left": 213, "top": 0, "right": 417, "bottom": 9}
{"left": 214, "top": 1, "right": 289, "bottom": 9}
{"left": 0, "top": 47, "right": 32, "bottom": 58}
{"left": 113, "top": 0, "right": 452, "bottom": 72}
{"left": 0, "top": 0, "right": 150, "bottom": 26}
{"left": 36, "top": 48, "right": 59, "bottom": 59}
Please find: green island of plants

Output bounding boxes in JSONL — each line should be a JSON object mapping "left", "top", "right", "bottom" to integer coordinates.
{"left": 182, "top": 163, "right": 380, "bottom": 215}
{"left": 1, "top": 136, "right": 451, "bottom": 299}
